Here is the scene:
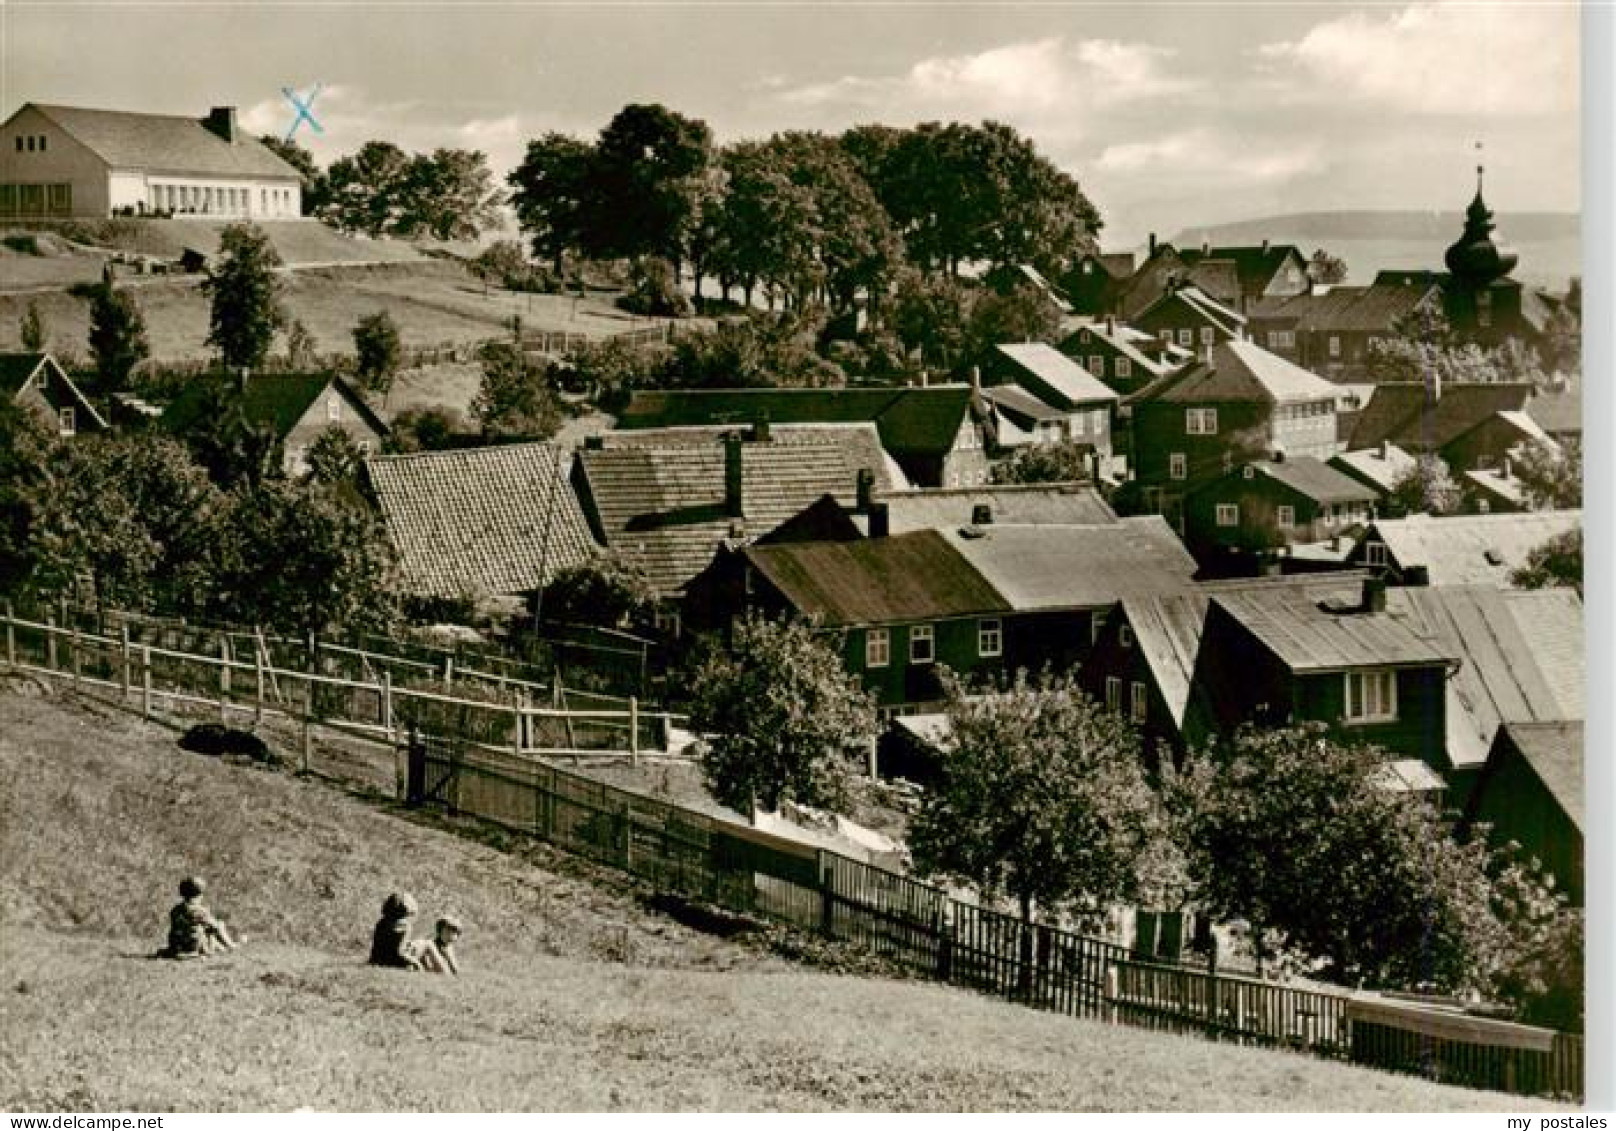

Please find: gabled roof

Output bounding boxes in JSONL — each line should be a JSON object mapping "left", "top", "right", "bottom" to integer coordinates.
{"left": 1212, "top": 589, "right": 1454, "bottom": 674}
{"left": 601, "top": 422, "right": 909, "bottom": 494}
{"left": 1388, "top": 587, "right": 1582, "bottom": 770}
{"left": 1525, "top": 386, "right": 1581, "bottom": 435}
{"left": 984, "top": 384, "right": 1069, "bottom": 425}
{"left": 1137, "top": 285, "right": 1247, "bottom": 336}
{"left": 992, "top": 343, "right": 1117, "bottom": 408}
{"left": 1366, "top": 511, "right": 1582, "bottom": 587}
{"left": 1097, "top": 253, "right": 1137, "bottom": 278}
{"left": 1193, "top": 456, "right": 1376, "bottom": 506}
{"left": 366, "top": 442, "right": 599, "bottom": 599}
{"left": 619, "top": 386, "right": 978, "bottom": 459}
{"left": 882, "top": 483, "right": 1117, "bottom": 534}
{"left": 1348, "top": 382, "right": 1535, "bottom": 451}
{"left": 1177, "top": 243, "right": 1307, "bottom": 295}
{"left": 24, "top": 103, "right": 301, "bottom": 181}
{"left": 1248, "top": 280, "right": 1439, "bottom": 336}
{"left": 941, "top": 517, "right": 1198, "bottom": 611}
{"left": 1329, "top": 443, "right": 1420, "bottom": 495}
{"left": 1462, "top": 466, "right": 1527, "bottom": 510}
{"left": 1057, "top": 322, "right": 1171, "bottom": 378}
{"left": 1127, "top": 339, "right": 1341, "bottom": 407}
{"left": 745, "top": 530, "right": 1009, "bottom": 627}
{"left": 162, "top": 373, "right": 389, "bottom": 441}
{"left": 1493, "top": 721, "right": 1584, "bottom": 832}
{"left": 576, "top": 436, "right": 879, "bottom": 596}
{"left": 0, "top": 352, "right": 110, "bottom": 429}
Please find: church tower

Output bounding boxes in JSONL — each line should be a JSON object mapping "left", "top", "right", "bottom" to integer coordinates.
{"left": 1441, "top": 159, "right": 1524, "bottom": 344}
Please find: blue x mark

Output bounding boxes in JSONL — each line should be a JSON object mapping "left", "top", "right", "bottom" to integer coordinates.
{"left": 282, "top": 85, "right": 324, "bottom": 142}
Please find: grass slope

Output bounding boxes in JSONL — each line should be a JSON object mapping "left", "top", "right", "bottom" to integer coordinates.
{"left": 0, "top": 686, "right": 1565, "bottom": 1112}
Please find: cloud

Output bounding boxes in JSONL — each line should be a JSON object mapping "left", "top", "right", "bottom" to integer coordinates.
{"left": 1096, "top": 128, "right": 1323, "bottom": 187}
{"left": 1256, "top": 2, "right": 1578, "bottom": 116}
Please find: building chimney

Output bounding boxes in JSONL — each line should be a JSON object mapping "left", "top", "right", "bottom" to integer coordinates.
{"left": 970, "top": 365, "right": 982, "bottom": 394}
{"left": 855, "top": 468, "right": 875, "bottom": 514}
{"left": 1380, "top": 439, "right": 1390, "bottom": 460}
{"left": 1501, "top": 456, "right": 1512, "bottom": 480}
{"left": 868, "top": 502, "right": 890, "bottom": 539}
{"left": 1105, "top": 316, "right": 1116, "bottom": 336}
{"left": 1426, "top": 369, "right": 1442, "bottom": 405}
{"left": 751, "top": 411, "right": 771, "bottom": 443}
{"left": 971, "top": 503, "right": 993, "bottom": 526}
{"left": 583, "top": 435, "right": 604, "bottom": 450}
{"left": 724, "top": 432, "right": 743, "bottom": 518}
{"left": 1201, "top": 238, "right": 1210, "bottom": 256}
{"left": 204, "top": 107, "right": 238, "bottom": 144}
{"left": 1261, "top": 239, "right": 1270, "bottom": 255}
{"left": 1362, "top": 576, "right": 1387, "bottom": 614}
{"left": 1148, "top": 232, "right": 1157, "bottom": 256}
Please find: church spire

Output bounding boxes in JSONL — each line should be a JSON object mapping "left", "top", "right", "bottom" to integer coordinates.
{"left": 1445, "top": 143, "right": 1516, "bottom": 285}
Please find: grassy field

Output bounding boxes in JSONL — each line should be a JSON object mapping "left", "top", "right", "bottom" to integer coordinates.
{"left": 0, "top": 685, "right": 1566, "bottom": 1112}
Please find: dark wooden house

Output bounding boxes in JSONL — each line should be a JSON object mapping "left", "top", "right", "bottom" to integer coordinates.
{"left": 1, "top": 351, "right": 108, "bottom": 437}
{"left": 1182, "top": 453, "right": 1376, "bottom": 565}
{"left": 1462, "top": 721, "right": 1584, "bottom": 904}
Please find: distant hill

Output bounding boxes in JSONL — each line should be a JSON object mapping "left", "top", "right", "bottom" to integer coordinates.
{"left": 1167, "top": 211, "right": 1581, "bottom": 290}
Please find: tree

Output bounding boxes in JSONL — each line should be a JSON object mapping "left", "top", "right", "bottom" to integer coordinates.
{"left": 387, "top": 406, "right": 462, "bottom": 453}
{"left": 889, "top": 267, "right": 969, "bottom": 371}
{"left": 86, "top": 284, "right": 150, "bottom": 392}
{"left": 1511, "top": 526, "right": 1582, "bottom": 596}
{"left": 258, "top": 135, "right": 329, "bottom": 214}
{"left": 396, "top": 148, "right": 503, "bottom": 241}
{"left": 1308, "top": 249, "right": 1349, "bottom": 285}
{"left": 19, "top": 300, "right": 47, "bottom": 352}
{"left": 508, "top": 132, "right": 595, "bottom": 274}
{"left": 0, "top": 398, "right": 57, "bottom": 592}
{"left": 585, "top": 103, "right": 714, "bottom": 266}
{"left": 564, "top": 335, "right": 670, "bottom": 411}
{"left": 909, "top": 671, "right": 1167, "bottom": 960}
{"left": 321, "top": 141, "right": 412, "bottom": 237}
{"left": 304, "top": 425, "right": 366, "bottom": 486}
{"left": 352, "top": 311, "right": 403, "bottom": 396}
{"left": 539, "top": 552, "right": 657, "bottom": 630}
{"left": 991, "top": 439, "right": 1092, "bottom": 485}
{"left": 283, "top": 318, "right": 319, "bottom": 369}
{"left": 1171, "top": 726, "right": 1511, "bottom": 991}
{"left": 1512, "top": 437, "right": 1581, "bottom": 509}
{"left": 470, "top": 341, "right": 562, "bottom": 439}
{"left": 1387, "top": 454, "right": 1463, "bottom": 516}
{"left": 181, "top": 381, "right": 283, "bottom": 490}
{"left": 689, "top": 614, "right": 876, "bottom": 815}
{"left": 965, "top": 282, "right": 1063, "bottom": 363}
{"left": 205, "top": 223, "right": 285, "bottom": 372}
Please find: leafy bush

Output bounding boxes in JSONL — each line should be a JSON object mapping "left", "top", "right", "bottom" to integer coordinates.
{"left": 617, "top": 257, "right": 691, "bottom": 317}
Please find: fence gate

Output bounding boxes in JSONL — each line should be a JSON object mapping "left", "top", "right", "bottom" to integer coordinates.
{"left": 407, "top": 729, "right": 463, "bottom": 810}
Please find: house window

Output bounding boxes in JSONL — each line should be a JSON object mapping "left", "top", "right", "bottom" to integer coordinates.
{"left": 327, "top": 394, "right": 341, "bottom": 422}
{"left": 978, "top": 618, "right": 1002, "bottom": 658}
{"left": 1200, "top": 327, "right": 1215, "bottom": 346}
{"left": 1216, "top": 503, "right": 1239, "bottom": 527}
{"left": 1344, "top": 670, "right": 1398, "bottom": 724}
{"left": 1269, "top": 330, "right": 1295, "bottom": 349}
{"left": 909, "top": 624, "right": 935, "bottom": 665}
{"left": 1087, "top": 356, "right": 1104, "bottom": 377}
{"left": 1130, "top": 681, "right": 1148, "bottom": 723}
{"left": 1116, "top": 357, "right": 1132, "bottom": 379}
{"left": 13, "top": 137, "right": 20, "bottom": 152}
{"left": 58, "top": 407, "right": 74, "bottom": 436}
{"left": 1071, "top": 413, "right": 1086, "bottom": 438}
{"left": 38, "top": 136, "right": 45, "bottom": 152}
{"left": 1106, "top": 676, "right": 1121, "bottom": 711}
{"left": 356, "top": 440, "right": 371, "bottom": 456}
{"left": 1177, "top": 328, "right": 1193, "bottom": 346}
{"left": 1091, "top": 611, "right": 1105, "bottom": 646}
{"left": 1277, "top": 505, "right": 1296, "bottom": 528}
{"left": 866, "top": 628, "right": 890, "bottom": 669}
{"left": 1120, "top": 624, "right": 1133, "bottom": 648}
{"left": 1365, "top": 541, "right": 1388, "bottom": 567}
{"left": 1186, "top": 407, "right": 1218, "bottom": 435}
{"left": 1159, "top": 330, "right": 1173, "bottom": 344}
{"left": 1090, "top": 409, "right": 1106, "bottom": 435}
{"left": 653, "top": 608, "right": 682, "bottom": 637}
{"left": 1169, "top": 452, "right": 1187, "bottom": 480}
{"left": 1328, "top": 335, "right": 1342, "bottom": 358}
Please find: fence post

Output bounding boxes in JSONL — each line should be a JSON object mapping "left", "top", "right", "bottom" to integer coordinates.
{"left": 4, "top": 600, "right": 14, "bottom": 667}
{"left": 301, "top": 675, "right": 313, "bottom": 774}
{"left": 629, "top": 697, "right": 639, "bottom": 768}
{"left": 70, "top": 626, "right": 81, "bottom": 689}
{"left": 382, "top": 671, "right": 394, "bottom": 744}
{"left": 218, "top": 636, "right": 230, "bottom": 722}
{"left": 120, "top": 625, "right": 131, "bottom": 700}
{"left": 818, "top": 851, "right": 835, "bottom": 938}
{"left": 141, "top": 645, "right": 153, "bottom": 719}
{"left": 443, "top": 655, "right": 454, "bottom": 691}
{"left": 1206, "top": 947, "right": 1219, "bottom": 1038}
{"left": 255, "top": 648, "right": 265, "bottom": 725}
{"left": 46, "top": 614, "right": 57, "bottom": 672}
{"left": 1105, "top": 964, "right": 1119, "bottom": 1025}
{"left": 511, "top": 691, "right": 523, "bottom": 757}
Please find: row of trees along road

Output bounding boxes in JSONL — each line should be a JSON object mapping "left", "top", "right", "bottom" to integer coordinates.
{"left": 508, "top": 105, "right": 1103, "bottom": 319}
{"left": 689, "top": 616, "right": 1580, "bottom": 1028}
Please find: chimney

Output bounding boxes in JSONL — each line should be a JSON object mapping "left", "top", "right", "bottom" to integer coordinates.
{"left": 868, "top": 502, "right": 890, "bottom": 539}
{"left": 1201, "top": 238, "right": 1210, "bottom": 256}
{"left": 204, "top": 106, "right": 238, "bottom": 144}
{"left": 751, "top": 411, "right": 771, "bottom": 443}
{"left": 1362, "top": 576, "right": 1387, "bottom": 614}
{"left": 1105, "top": 316, "right": 1116, "bottom": 336}
{"left": 971, "top": 503, "right": 993, "bottom": 526}
{"left": 1261, "top": 239, "right": 1270, "bottom": 254}
{"left": 1427, "top": 369, "right": 1442, "bottom": 405}
{"left": 1148, "top": 232, "right": 1157, "bottom": 256}
{"left": 1501, "top": 456, "right": 1512, "bottom": 480}
{"left": 724, "top": 432, "right": 743, "bottom": 518}
{"left": 855, "top": 468, "right": 875, "bottom": 514}
{"left": 969, "top": 365, "right": 982, "bottom": 394}
{"left": 1380, "top": 439, "right": 1390, "bottom": 461}
{"left": 583, "top": 435, "right": 604, "bottom": 451}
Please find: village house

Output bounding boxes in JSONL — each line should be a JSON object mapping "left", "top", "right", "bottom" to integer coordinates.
{"left": 1345, "top": 510, "right": 1582, "bottom": 586}
{"left": 1055, "top": 319, "right": 1177, "bottom": 397}
{"left": 0, "top": 352, "right": 108, "bottom": 437}
{"left": 1121, "top": 338, "right": 1342, "bottom": 527}
{"left": 1462, "top": 721, "right": 1584, "bottom": 904}
{"left": 162, "top": 372, "right": 388, "bottom": 479}
{"left": 977, "top": 343, "right": 1118, "bottom": 461}
{"left": 617, "top": 385, "right": 991, "bottom": 488}
{"left": 1113, "top": 238, "right": 1310, "bottom": 319}
{"left": 1131, "top": 283, "right": 1248, "bottom": 351}
{"left": 1246, "top": 277, "right": 1442, "bottom": 379}
{"left": 1347, "top": 380, "right": 1550, "bottom": 473}
{"left": 364, "top": 442, "right": 599, "bottom": 604}
{"left": 1460, "top": 462, "right": 1530, "bottom": 514}
{"left": 1181, "top": 453, "right": 1377, "bottom": 567}
{"left": 1063, "top": 251, "right": 1137, "bottom": 317}
{"left": 1328, "top": 442, "right": 1420, "bottom": 505}
{"left": 0, "top": 103, "right": 302, "bottom": 219}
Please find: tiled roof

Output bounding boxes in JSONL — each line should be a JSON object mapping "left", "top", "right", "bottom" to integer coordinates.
{"left": 1367, "top": 510, "right": 1582, "bottom": 586}
{"left": 601, "top": 423, "right": 909, "bottom": 494}
{"left": 163, "top": 373, "right": 389, "bottom": 441}
{"left": 1348, "top": 382, "right": 1535, "bottom": 451}
{"left": 942, "top": 517, "right": 1198, "bottom": 611}
{"left": 1128, "top": 339, "right": 1340, "bottom": 407}
{"left": 576, "top": 437, "right": 878, "bottom": 596}
{"left": 882, "top": 484, "right": 1117, "bottom": 534}
{"left": 993, "top": 343, "right": 1117, "bottom": 408}
{"left": 366, "top": 443, "right": 599, "bottom": 599}
{"left": 745, "top": 530, "right": 1009, "bottom": 626}
{"left": 1496, "top": 721, "right": 1584, "bottom": 832}
{"left": 29, "top": 104, "right": 301, "bottom": 180}
{"left": 1526, "top": 387, "right": 1581, "bottom": 435}
{"left": 1213, "top": 589, "right": 1454, "bottom": 673}
{"left": 1388, "top": 587, "right": 1582, "bottom": 770}
{"left": 1250, "top": 456, "right": 1379, "bottom": 504}
{"left": 1330, "top": 443, "right": 1420, "bottom": 495}
{"left": 619, "top": 386, "right": 977, "bottom": 459}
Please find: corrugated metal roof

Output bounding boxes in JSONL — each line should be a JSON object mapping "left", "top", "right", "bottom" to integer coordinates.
{"left": 1497, "top": 721, "right": 1584, "bottom": 832}
{"left": 366, "top": 442, "right": 599, "bottom": 599}
{"left": 883, "top": 484, "right": 1117, "bottom": 534}
{"left": 1213, "top": 589, "right": 1454, "bottom": 673}
{"left": 746, "top": 530, "right": 1009, "bottom": 626}
{"left": 30, "top": 103, "right": 301, "bottom": 180}
{"left": 993, "top": 343, "right": 1117, "bottom": 408}
{"left": 943, "top": 517, "right": 1198, "bottom": 611}
{"left": 1368, "top": 511, "right": 1582, "bottom": 586}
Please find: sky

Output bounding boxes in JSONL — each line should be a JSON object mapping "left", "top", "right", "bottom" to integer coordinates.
{"left": 1, "top": 0, "right": 1584, "bottom": 247}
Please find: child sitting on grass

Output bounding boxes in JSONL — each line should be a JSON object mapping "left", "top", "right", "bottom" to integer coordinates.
{"left": 368, "top": 892, "right": 422, "bottom": 969}
{"left": 415, "top": 915, "right": 463, "bottom": 976}
{"left": 163, "top": 876, "right": 239, "bottom": 959}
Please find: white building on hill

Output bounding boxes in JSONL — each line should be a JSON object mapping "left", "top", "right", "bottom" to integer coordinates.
{"left": 0, "top": 103, "right": 302, "bottom": 220}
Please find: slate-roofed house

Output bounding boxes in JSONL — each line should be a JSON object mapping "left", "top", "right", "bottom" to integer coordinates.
{"left": 600, "top": 421, "right": 910, "bottom": 495}
{"left": 1122, "top": 338, "right": 1342, "bottom": 526}
{"left": 617, "top": 386, "right": 990, "bottom": 488}
{"left": 1056, "top": 319, "right": 1175, "bottom": 397}
{"left": 1347, "top": 510, "right": 1582, "bottom": 586}
{"left": 1462, "top": 721, "right": 1584, "bottom": 903}
{"left": 1132, "top": 283, "right": 1248, "bottom": 350}
{"left": 1329, "top": 442, "right": 1420, "bottom": 501}
{"left": 979, "top": 343, "right": 1118, "bottom": 458}
{"left": 1065, "top": 251, "right": 1137, "bottom": 316}
{"left": 573, "top": 430, "right": 887, "bottom": 603}
{"left": 1173, "top": 241, "right": 1312, "bottom": 309}
{"left": 1247, "top": 279, "right": 1442, "bottom": 379}
{"left": 1, "top": 103, "right": 302, "bottom": 219}
{"left": 365, "top": 442, "right": 599, "bottom": 602}
{"left": 162, "top": 372, "right": 389, "bottom": 478}
{"left": 0, "top": 352, "right": 107, "bottom": 437}
{"left": 1347, "top": 381, "right": 1547, "bottom": 471}
{"left": 1182, "top": 453, "right": 1376, "bottom": 564}
{"left": 1115, "top": 238, "right": 1309, "bottom": 319}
